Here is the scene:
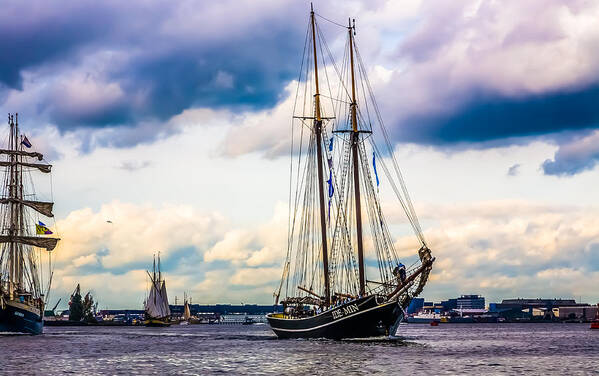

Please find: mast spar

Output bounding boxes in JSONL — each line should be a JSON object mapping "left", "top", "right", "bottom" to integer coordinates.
{"left": 348, "top": 18, "right": 366, "bottom": 296}
{"left": 310, "top": 4, "right": 330, "bottom": 306}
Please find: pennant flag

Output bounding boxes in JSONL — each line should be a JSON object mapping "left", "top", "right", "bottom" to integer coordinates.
{"left": 327, "top": 170, "right": 334, "bottom": 219}
{"left": 329, "top": 137, "right": 334, "bottom": 151}
{"left": 21, "top": 136, "right": 32, "bottom": 148}
{"left": 36, "top": 221, "right": 53, "bottom": 235}
{"left": 372, "top": 152, "right": 380, "bottom": 188}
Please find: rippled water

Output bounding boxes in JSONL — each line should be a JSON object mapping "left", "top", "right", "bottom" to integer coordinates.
{"left": 1, "top": 323, "right": 598, "bottom": 375}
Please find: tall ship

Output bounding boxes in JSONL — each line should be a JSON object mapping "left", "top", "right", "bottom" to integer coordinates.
{"left": 0, "top": 113, "right": 59, "bottom": 334}
{"left": 144, "top": 254, "right": 171, "bottom": 327}
{"left": 267, "top": 6, "right": 434, "bottom": 339}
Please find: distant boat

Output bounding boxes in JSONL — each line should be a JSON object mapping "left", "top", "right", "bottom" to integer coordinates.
{"left": 591, "top": 304, "right": 599, "bottom": 330}
{"left": 267, "top": 5, "right": 434, "bottom": 340}
{"left": 143, "top": 254, "right": 171, "bottom": 327}
{"left": 407, "top": 312, "right": 443, "bottom": 324}
{"left": 183, "top": 300, "right": 191, "bottom": 320}
{"left": 179, "top": 293, "right": 191, "bottom": 325}
{"left": 0, "top": 114, "right": 60, "bottom": 335}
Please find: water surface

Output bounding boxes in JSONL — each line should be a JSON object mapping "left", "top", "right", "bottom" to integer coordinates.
{"left": 1, "top": 323, "right": 598, "bottom": 375}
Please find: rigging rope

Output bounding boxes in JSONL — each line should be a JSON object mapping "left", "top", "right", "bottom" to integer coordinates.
{"left": 314, "top": 12, "right": 347, "bottom": 29}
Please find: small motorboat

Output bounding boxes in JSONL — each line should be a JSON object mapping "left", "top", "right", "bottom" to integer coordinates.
{"left": 591, "top": 321, "right": 599, "bottom": 330}
{"left": 430, "top": 321, "right": 439, "bottom": 326}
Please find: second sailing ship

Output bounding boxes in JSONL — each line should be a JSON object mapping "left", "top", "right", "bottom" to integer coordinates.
{"left": 0, "top": 114, "right": 59, "bottom": 335}
{"left": 144, "top": 254, "right": 171, "bottom": 327}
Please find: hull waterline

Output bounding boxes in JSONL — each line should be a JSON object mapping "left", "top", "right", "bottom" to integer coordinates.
{"left": 267, "top": 296, "right": 402, "bottom": 339}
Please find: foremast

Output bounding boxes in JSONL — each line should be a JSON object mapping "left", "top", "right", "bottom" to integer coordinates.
{"left": 310, "top": 4, "right": 331, "bottom": 307}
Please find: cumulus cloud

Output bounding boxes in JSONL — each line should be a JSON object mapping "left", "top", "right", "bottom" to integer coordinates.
{"left": 229, "top": 267, "right": 281, "bottom": 286}
{"left": 219, "top": 82, "right": 296, "bottom": 158}
{"left": 204, "top": 202, "right": 287, "bottom": 265}
{"left": 49, "top": 201, "right": 288, "bottom": 308}
{"left": 404, "top": 200, "right": 599, "bottom": 302}
{"left": 47, "top": 196, "right": 599, "bottom": 308}
{"left": 542, "top": 130, "right": 599, "bottom": 176}
{"left": 55, "top": 201, "right": 226, "bottom": 269}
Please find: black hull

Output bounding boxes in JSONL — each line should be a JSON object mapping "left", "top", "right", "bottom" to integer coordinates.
{"left": 0, "top": 303, "right": 43, "bottom": 335}
{"left": 267, "top": 295, "right": 402, "bottom": 339}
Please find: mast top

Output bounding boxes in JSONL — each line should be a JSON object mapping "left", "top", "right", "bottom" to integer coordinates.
{"left": 348, "top": 18, "right": 356, "bottom": 35}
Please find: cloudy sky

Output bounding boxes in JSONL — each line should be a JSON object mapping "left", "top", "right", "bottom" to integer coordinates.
{"left": 2, "top": 0, "right": 599, "bottom": 309}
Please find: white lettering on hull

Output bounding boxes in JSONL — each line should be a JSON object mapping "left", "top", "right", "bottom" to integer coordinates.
{"left": 331, "top": 304, "right": 359, "bottom": 320}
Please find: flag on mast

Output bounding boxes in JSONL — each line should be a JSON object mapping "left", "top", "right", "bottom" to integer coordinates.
{"left": 372, "top": 152, "right": 380, "bottom": 188}
{"left": 21, "top": 136, "right": 32, "bottom": 148}
{"left": 36, "top": 221, "right": 53, "bottom": 235}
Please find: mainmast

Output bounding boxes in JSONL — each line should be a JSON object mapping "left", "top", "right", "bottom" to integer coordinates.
{"left": 158, "top": 252, "right": 161, "bottom": 284}
{"left": 153, "top": 254, "right": 156, "bottom": 283}
{"left": 310, "top": 4, "right": 330, "bottom": 306}
{"left": 348, "top": 19, "right": 366, "bottom": 296}
{"left": 8, "top": 115, "right": 18, "bottom": 296}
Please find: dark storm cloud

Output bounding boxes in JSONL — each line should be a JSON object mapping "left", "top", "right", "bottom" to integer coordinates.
{"left": 0, "top": 1, "right": 116, "bottom": 89}
{"left": 395, "top": 84, "right": 599, "bottom": 145}
{"left": 0, "top": 0, "right": 304, "bottom": 133}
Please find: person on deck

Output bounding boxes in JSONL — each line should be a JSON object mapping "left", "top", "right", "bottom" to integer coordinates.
{"left": 393, "top": 262, "right": 406, "bottom": 283}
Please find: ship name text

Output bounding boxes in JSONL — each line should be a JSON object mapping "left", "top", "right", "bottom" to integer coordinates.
{"left": 331, "top": 304, "right": 359, "bottom": 320}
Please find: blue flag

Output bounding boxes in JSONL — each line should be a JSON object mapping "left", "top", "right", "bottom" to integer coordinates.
{"left": 21, "top": 136, "right": 32, "bottom": 148}
{"left": 373, "top": 152, "right": 380, "bottom": 187}
{"left": 329, "top": 137, "right": 334, "bottom": 151}
{"left": 327, "top": 170, "right": 334, "bottom": 219}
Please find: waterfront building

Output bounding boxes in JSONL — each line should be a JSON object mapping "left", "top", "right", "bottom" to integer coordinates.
{"left": 552, "top": 306, "right": 599, "bottom": 321}
{"left": 456, "top": 295, "right": 485, "bottom": 309}
{"left": 489, "top": 298, "right": 596, "bottom": 321}
{"left": 407, "top": 298, "right": 425, "bottom": 314}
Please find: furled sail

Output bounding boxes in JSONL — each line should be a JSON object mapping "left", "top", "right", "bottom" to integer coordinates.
{"left": 0, "top": 235, "right": 59, "bottom": 250}
{"left": 0, "top": 161, "right": 52, "bottom": 173}
{"left": 0, "top": 149, "right": 44, "bottom": 160}
{"left": 0, "top": 198, "right": 54, "bottom": 217}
